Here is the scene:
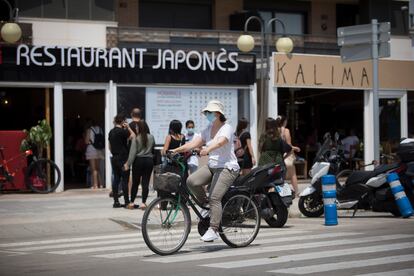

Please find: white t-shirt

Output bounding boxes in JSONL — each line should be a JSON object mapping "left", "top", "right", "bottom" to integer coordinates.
{"left": 341, "top": 135, "right": 359, "bottom": 158}
{"left": 201, "top": 123, "right": 240, "bottom": 171}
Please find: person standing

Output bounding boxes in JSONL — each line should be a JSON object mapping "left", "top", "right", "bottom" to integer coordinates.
{"left": 125, "top": 108, "right": 143, "bottom": 197}
{"left": 129, "top": 108, "right": 142, "bottom": 136}
{"left": 276, "top": 115, "right": 301, "bottom": 196}
{"left": 172, "top": 100, "right": 239, "bottom": 242}
{"left": 125, "top": 120, "right": 155, "bottom": 210}
{"left": 341, "top": 128, "right": 359, "bottom": 159}
{"left": 235, "top": 117, "right": 256, "bottom": 175}
{"left": 258, "top": 118, "right": 290, "bottom": 167}
{"left": 185, "top": 120, "right": 199, "bottom": 174}
{"left": 108, "top": 114, "right": 135, "bottom": 208}
{"left": 161, "top": 120, "right": 186, "bottom": 156}
{"left": 84, "top": 119, "right": 105, "bottom": 189}
{"left": 160, "top": 120, "right": 188, "bottom": 203}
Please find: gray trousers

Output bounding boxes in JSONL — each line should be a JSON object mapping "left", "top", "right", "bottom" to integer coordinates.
{"left": 187, "top": 165, "right": 239, "bottom": 229}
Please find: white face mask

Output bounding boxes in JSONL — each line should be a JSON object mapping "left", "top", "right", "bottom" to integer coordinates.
{"left": 186, "top": 128, "right": 194, "bottom": 135}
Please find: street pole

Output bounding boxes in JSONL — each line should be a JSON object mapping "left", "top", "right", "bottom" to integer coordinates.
{"left": 372, "top": 19, "right": 380, "bottom": 162}
{"left": 265, "top": 19, "right": 287, "bottom": 121}
{"left": 239, "top": 17, "right": 293, "bottom": 134}
{"left": 243, "top": 16, "right": 265, "bottom": 132}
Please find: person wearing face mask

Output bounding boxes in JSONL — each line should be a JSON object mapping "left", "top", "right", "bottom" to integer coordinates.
{"left": 185, "top": 120, "right": 199, "bottom": 174}
{"left": 171, "top": 100, "right": 240, "bottom": 242}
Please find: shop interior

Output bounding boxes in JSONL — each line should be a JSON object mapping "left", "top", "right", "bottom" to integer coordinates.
{"left": 63, "top": 89, "right": 105, "bottom": 189}
{"left": 0, "top": 87, "right": 47, "bottom": 131}
{"left": 277, "top": 88, "right": 364, "bottom": 166}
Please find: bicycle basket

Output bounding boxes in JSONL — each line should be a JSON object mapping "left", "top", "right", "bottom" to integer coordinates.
{"left": 153, "top": 164, "right": 181, "bottom": 193}
{"left": 153, "top": 172, "right": 181, "bottom": 193}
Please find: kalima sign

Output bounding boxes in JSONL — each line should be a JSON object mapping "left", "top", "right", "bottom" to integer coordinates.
{"left": 16, "top": 45, "right": 239, "bottom": 72}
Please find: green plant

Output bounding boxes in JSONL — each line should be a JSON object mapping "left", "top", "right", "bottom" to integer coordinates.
{"left": 20, "top": 119, "right": 52, "bottom": 158}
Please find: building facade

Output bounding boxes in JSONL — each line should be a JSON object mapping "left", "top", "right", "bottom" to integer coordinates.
{"left": 0, "top": 0, "right": 413, "bottom": 191}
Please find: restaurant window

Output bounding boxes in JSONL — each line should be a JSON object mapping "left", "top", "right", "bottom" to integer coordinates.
{"left": 43, "top": 0, "right": 66, "bottom": 19}
{"left": 258, "top": 11, "right": 305, "bottom": 34}
{"left": 17, "top": 0, "right": 115, "bottom": 21}
{"left": 139, "top": 0, "right": 212, "bottom": 29}
{"left": 390, "top": 1, "right": 409, "bottom": 35}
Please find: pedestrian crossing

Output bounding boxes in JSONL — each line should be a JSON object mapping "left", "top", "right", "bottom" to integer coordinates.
{"left": 0, "top": 228, "right": 413, "bottom": 275}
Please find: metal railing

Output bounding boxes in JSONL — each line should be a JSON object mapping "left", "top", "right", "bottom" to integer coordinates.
{"left": 107, "top": 26, "right": 339, "bottom": 55}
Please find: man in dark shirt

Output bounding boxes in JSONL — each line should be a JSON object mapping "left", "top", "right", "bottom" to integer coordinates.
{"left": 109, "top": 114, "right": 135, "bottom": 207}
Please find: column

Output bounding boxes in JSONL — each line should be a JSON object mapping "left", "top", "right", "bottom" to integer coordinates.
{"left": 53, "top": 83, "right": 64, "bottom": 192}
{"left": 268, "top": 53, "right": 278, "bottom": 118}
{"left": 250, "top": 83, "right": 258, "bottom": 163}
{"left": 401, "top": 91, "right": 408, "bottom": 138}
{"left": 104, "top": 80, "right": 117, "bottom": 189}
{"left": 364, "top": 89, "right": 375, "bottom": 170}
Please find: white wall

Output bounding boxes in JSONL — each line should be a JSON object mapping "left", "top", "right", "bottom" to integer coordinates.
{"left": 19, "top": 17, "right": 117, "bottom": 47}
{"left": 388, "top": 37, "right": 414, "bottom": 60}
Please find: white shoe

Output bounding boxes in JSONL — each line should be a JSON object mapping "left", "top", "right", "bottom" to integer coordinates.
{"left": 200, "top": 227, "right": 219, "bottom": 242}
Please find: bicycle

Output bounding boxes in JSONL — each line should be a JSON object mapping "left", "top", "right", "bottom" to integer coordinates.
{"left": 141, "top": 151, "right": 261, "bottom": 255}
{"left": 0, "top": 146, "right": 61, "bottom": 193}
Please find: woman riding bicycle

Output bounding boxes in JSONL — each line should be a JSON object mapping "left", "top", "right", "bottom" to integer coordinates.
{"left": 171, "top": 100, "right": 240, "bottom": 242}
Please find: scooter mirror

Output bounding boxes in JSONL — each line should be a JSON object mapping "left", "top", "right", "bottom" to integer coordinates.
{"left": 334, "top": 132, "right": 340, "bottom": 142}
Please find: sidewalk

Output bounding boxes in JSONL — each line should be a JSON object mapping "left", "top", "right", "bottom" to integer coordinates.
{"left": 0, "top": 182, "right": 309, "bottom": 240}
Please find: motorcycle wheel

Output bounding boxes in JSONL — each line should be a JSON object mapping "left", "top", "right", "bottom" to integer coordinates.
{"left": 298, "top": 194, "right": 324, "bottom": 217}
{"left": 264, "top": 204, "right": 288, "bottom": 228}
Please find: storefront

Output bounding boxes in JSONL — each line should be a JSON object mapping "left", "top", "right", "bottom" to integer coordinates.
{"left": 269, "top": 53, "right": 414, "bottom": 168}
{"left": 0, "top": 45, "right": 256, "bottom": 191}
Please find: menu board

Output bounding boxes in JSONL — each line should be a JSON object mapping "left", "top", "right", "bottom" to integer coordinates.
{"left": 146, "top": 87, "right": 238, "bottom": 145}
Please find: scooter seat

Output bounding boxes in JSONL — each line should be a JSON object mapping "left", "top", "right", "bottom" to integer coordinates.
{"left": 345, "top": 163, "right": 400, "bottom": 186}
{"left": 233, "top": 164, "right": 274, "bottom": 187}
{"left": 346, "top": 171, "right": 375, "bottom": 186}
{"left": 373, "top": 163, "right": 400, "bottom": 174}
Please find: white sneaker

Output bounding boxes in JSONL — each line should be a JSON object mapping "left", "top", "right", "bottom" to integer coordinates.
{"left": 200, "top": 227, "right": 219, "bottom": 242}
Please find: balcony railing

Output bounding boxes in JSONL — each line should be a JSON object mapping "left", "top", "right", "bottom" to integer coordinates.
{"left": 107, "top": 26, "right": 339, "bottom": 55}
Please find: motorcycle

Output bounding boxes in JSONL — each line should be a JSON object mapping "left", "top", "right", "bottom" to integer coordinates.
{"left": 298, "top": 135, "right": 414, "bottom": 217}
{"left": 234, "top": 163, "right": 292, "bottom": 227}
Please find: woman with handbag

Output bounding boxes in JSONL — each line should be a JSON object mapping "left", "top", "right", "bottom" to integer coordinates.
{"left": 276, "top": 115, "right": 301, "bottom": 196}
{"left": 235, "top": 118, "right": 256, "bottom": 175}
{"left": 258, "top": 118, "right": 290, "bottom": 168}
{"left": 125, "top": 120, "right": 155, "bottom": 210}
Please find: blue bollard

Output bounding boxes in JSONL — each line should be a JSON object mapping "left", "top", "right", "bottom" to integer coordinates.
{"left": 387, "top": 173, "right": 413, "bottom": 218}
{"left": 322, "top": 174, "right": 338, "bottom": 226}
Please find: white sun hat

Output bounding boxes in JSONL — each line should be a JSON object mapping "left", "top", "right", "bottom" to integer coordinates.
{"left": 202, "top": 100, "right": 225, "bottom": 115}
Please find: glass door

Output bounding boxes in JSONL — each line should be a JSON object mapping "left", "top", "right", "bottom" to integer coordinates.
{"left": 379, "top": 90, "right": 408, "bottom": 163}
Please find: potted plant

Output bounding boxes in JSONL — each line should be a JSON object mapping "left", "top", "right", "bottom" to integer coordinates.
{"left": 20, "top": 119, "right": 52, "bottom": 158}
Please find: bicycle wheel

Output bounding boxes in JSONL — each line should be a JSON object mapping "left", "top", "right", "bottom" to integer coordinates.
{"left": 219, "top": 192, "right": 260, "bottom": 248}
{"left": 26, "top": 159, "right": 61, "bottom": 193}
{"left": 142, "top": 196, "right": 191, "bottom": 255}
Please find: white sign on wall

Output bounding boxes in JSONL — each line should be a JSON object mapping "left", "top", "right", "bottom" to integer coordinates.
{"left": 146, "top": 87, "right": 238, "bottom": 145}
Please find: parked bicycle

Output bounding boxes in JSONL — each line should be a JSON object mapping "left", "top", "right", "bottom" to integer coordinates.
{"left": 0, "top": 146, "right": 61, "bottom": 193}
{"left": 141, "top": 151, "right": 261, "bottom": 255}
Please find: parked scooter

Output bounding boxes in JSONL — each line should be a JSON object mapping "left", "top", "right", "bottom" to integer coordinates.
{"left": 298, "top": 136, "right": 414, "bottom": 217}
{"left": 234, "top": 163, "right": 293, "bottom": 227}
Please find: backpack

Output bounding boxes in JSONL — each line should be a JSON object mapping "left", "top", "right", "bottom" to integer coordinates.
{"left": 234, "top": 133, "right": 245, "bottom": 158}
{"left": 90, "top": 127, "right": 105, "bottom": 150}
